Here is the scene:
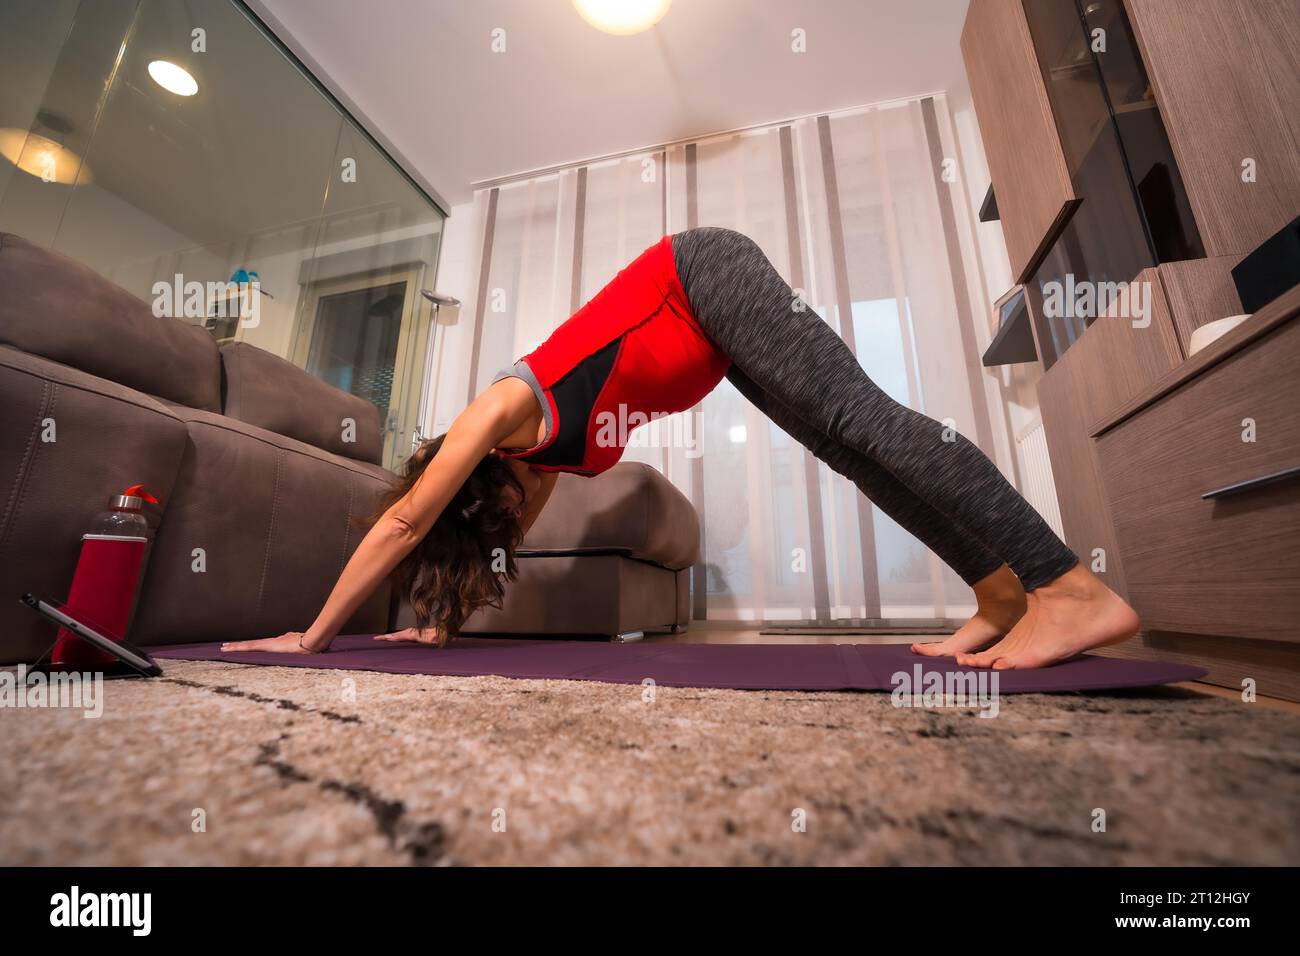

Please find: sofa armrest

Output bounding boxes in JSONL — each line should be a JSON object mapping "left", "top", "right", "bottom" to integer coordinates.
{"left": 520, "top": 462, "right": 700, "bottom": 569}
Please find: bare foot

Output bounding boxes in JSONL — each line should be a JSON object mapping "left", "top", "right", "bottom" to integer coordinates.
{"left": 955, "top": 564, "right": 1139, "bottom": 670}
{"left": 912, "top": 564, "right": 1027, "bottom": 658}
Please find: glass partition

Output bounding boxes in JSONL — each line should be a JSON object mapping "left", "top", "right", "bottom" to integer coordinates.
{"left": 0, "top": 0, "right": 445, "bottom": 470}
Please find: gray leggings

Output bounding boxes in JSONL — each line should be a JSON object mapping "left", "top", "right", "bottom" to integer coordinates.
{"left": 671, "top": 226, "right": 1078, "bottom": 591}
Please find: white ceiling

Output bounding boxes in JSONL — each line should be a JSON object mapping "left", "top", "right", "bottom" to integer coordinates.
{"left": 255, "top": 0, "right": 972, "bottom": 207}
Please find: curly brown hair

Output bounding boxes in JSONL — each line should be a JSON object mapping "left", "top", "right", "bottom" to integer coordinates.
{"left": 368, "top": 435, "right": 524, "bottom": 645}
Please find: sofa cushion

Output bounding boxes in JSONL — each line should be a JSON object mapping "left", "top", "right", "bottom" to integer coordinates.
{"left": 521, "top": 462, "right": 700, "bottom": 569}
{"left": 426, "top": 555, "right": 684, "bottom": 636}
{"left": 221, "top": 342, "right": 384, "bottom": 465}
{"left": 0, "top": 347, "right": 190, "bottom": 664}
{"left": 0, "top": 232, "right": 222, "bottom": 411}
{"left": 130, "top": 404, "right": 393, "bottom": 645}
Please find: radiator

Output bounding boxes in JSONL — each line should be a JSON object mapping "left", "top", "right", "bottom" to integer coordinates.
{"left": 1015, "top": 417, "right": 1065, "bottom": 539}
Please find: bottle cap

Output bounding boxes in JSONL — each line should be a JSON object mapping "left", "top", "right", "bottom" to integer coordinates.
{"left": 109, "top": 484, "right": 161, "bottom": 511}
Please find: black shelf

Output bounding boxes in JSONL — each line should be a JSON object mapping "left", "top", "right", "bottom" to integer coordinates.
{"left": 979, "top": 183, "right": 999, "bottom": 222}
{"left": 982, "top": 287, "right": 1038, "bottom": 367}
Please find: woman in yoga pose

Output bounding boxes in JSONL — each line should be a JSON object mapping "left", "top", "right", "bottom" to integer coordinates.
{"left": 223, "top": 227, "right": 1139, "bottom": 669}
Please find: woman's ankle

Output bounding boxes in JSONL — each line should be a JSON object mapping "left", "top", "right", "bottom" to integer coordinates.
{"left": 1034, "top": 563, "right": 1108, "bottom": 601}
{"left": 972, "top": 564, "right": 1026, "bottom": 609}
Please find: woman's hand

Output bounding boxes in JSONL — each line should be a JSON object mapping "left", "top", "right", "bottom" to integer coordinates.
{"left": 220, "top": 632, "right": 327, "bottom": 654}
{"left": 373, "top": 626, "right": 441, "bottom": 645}
{"left": 288, "top": 389, "right": 520, "bottom": 655}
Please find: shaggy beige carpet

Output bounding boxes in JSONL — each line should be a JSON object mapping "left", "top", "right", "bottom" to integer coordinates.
{"left": 3, "top": 658, "right": 1298, "bottom": 866}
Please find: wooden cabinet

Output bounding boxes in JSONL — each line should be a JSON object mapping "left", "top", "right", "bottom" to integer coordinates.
{"left": 1031, "top": 266, "right": 1183, "bottom": 600}
{"left": 960, "top": 0, "right": 1077, "bottom": 282}
{"left": 1125, "top": 0, "right": 1300, "bottom": 260}
{"left": 962, "top": 1, "right": 1300, "bottom": 697}
{"left": 1096, "top": 304, "right": 1300, "bottom": 643}
{"left": 1090, "top": 286, "right": 1300, "bottom": 698}
{"left": 963, "top": 1, "right": 1299, "bottom": 345}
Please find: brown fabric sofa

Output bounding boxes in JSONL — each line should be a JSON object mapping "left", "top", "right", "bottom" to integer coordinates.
{"left": 450, "top": 463, "right": 697, "bottom": 639}
{"left": 0, "top": 231, "right": 698, "bottom": 659}
{"left": 0, "top": 232, "right": 390, "bottom": 663}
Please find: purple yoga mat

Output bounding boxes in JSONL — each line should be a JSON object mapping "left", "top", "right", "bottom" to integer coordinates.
{"left": 151, "top": 636, "right": 1206, "bottom": 693}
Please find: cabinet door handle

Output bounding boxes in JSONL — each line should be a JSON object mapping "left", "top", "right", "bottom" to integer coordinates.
{"left": 1202, "top": 465, "right": 1300, "bottom": 500}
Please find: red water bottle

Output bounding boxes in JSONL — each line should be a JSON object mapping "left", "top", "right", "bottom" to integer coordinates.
{"left": 51, "top": 484, "right": 159, "bottom": 669}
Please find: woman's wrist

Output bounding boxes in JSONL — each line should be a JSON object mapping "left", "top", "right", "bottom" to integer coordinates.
{"left": 299, "top": 626, "right": 334, "bottom": 653}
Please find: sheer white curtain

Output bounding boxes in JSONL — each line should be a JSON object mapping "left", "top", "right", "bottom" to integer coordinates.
{"left": 457, "top": 94, "right": 1013, "bottom": 624}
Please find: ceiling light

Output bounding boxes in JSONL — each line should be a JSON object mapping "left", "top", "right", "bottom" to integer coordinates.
{"left": 148, "top": 60, "right": 198, "bottom": 96}
{"left": 0, "top": 128, "right": 92, "bottom": 184}
{"left": 572, "top": 0, "right": 671, "bottom": 35}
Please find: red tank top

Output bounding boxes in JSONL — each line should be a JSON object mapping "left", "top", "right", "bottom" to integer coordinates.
{"left": 494, "top": 235, "right": 729, "bottom": 476}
